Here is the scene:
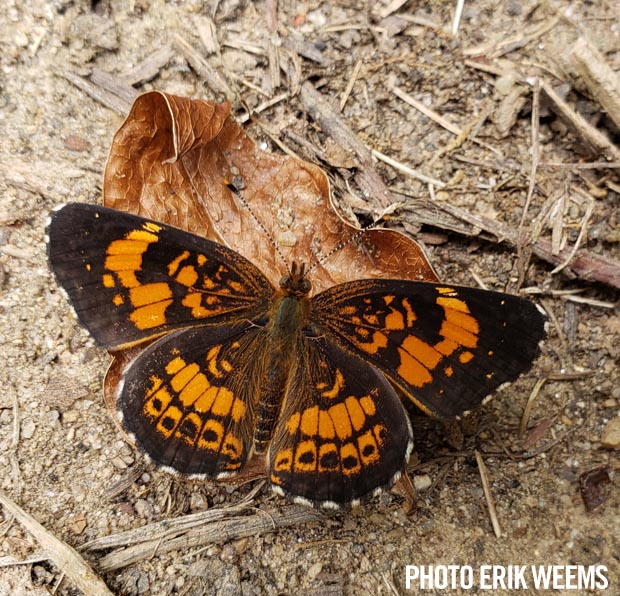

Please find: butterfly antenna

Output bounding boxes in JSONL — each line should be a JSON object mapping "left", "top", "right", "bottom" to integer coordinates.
{"left": 306, "top": 218, "right": 379, "bottom": 274}
{"left": 225, "top": 179, "right": 290, "bottom": 273}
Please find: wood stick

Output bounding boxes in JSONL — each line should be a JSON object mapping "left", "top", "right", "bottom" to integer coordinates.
{"left": 93, "top": 505, "right": 323, "bottom": 572}
{"left": 430, "top": 198, "right": 620, "bottom": 288}
{"left": 570, "top": 36, "right": 620, "bottom": 133}
{"left": 300, "top": 82, "right": 404, "bottom": 215}
{"left": 539, "top": 79, "right": 620, "bottom": 161}
{"left": 0, "top": 492, "right": 113, "bottom": 596}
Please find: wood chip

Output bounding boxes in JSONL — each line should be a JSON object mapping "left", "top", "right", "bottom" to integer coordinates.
{"left": 119, "top": 44, "right": 175, "bottom": 86}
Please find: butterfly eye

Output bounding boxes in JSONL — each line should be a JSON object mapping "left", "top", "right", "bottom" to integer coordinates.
{"left": 279, "top": 274, "right": 292, "bottom": 289}
{"left": 299, "top": 278, "right": 312, "bottom": 294}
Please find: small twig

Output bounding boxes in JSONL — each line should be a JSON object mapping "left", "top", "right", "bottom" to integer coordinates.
{"left": 392, "top": 85, "right": 500, "bottom": 156}
{"left": 432, "top": 198, "right": 620, "bottom": 288}
{"left": 118, "top": 44, "right": 175, "bottom": 86}
{"left": 102, "top": 465, "right": 145, "bottom": 499}
{"left": 371, "top": 149, "right": 446, "bottom": 188}
{"left": 474, "top": 451, "right": 501, "bottom": 538}
{"left": 540, "top": 161, "right": 620, "bottom": 170}
{"left": 94, "top": 505, "right": 322, "bottom": 572}
{"left": 382, "top": 572, "right": 401, "bottom": 596}
{"left": 59, "top": 70, "right": 132, "bottom": 115}
{"left": 559, "top": 294, "right": 616, "bottom": 308}
{"left": 519, "top": 378, "right": 548, "bottom": 437}
{"left": 222, "top": 38, "right": 265, "bottom": 56}
{"left": 340, "top": 52, "right": 365, "bottom": 111}
{"left": 463, "top": 15, "right": 560, "bottom": 59}
{"left": 377, "top": 0, "right": 408, "bottom": 20}
{"left": 194, "top": 14, "right": 220, "bottom": 56}
{"left": 300, "top": 82, "right": 406, "bottom": 216}
{"left": 519, "top": 370, "right": 596, "bottom": 438}
{"left": 90, "top": 68, "right": 140, "bottom": 106}
{"left": 538, "top": 78, "right": 620, "bottom": 162}
{"left": 468, "top": 269, "right": 489, "bottom": 290}
{"left": 550, "top": 196, "right": 594, "bottom": 275}
{"left": 392, "top": 85, "right": 459, "bottom": 134}
{"left": 228, "top": 71, "right": 271, "bottom": 97}
{"left": 452, "top": 0, "right": 465, "bottom": 37}
{"left": 520, "top": 78, "right": 540, "bottom": 229}
{"left": 0, "top": 492, "right": 113, "bottom": 596}
{"left": 237, "top": 92, "right": 290, "bottom": 124}
{"left": 0, "top": 552, "right": 49, "bottom": 567}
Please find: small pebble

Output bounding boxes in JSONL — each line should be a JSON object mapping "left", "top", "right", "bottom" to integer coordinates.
{"left": 413, "top": 474, "right": 432, "bottom": 491}
{"left": 600, "top": 418, "right": 620, "bottom": 449}
{"left": 307, "top": 562, "right": 322, "bottom": 580}
{"left": 63, "top": 409, "right": 80, "bottom": 423}
{"left": 21, "top": 419, "right": 36, "bottom": 439}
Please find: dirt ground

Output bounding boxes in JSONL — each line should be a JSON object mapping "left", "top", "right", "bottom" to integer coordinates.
{"left": 1, "top": 1, "right": 619, "bottom": 595}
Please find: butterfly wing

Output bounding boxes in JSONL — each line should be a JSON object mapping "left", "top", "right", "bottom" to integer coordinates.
{"left": 47, "top": 203, "right": 274, "bottom": 349}
{"left": 117, "top": 322, "right": 269, "bottom": 477}
{"left": 312, "top": 280, "right": 546, "bottom": 419}
{"left": 268, "top": 336, "right": 413, "bottom": 507}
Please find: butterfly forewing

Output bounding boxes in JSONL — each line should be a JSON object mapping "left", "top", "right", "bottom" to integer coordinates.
{"left": 268, "top": 336, "right": 413, "bottom": 507}
{"left": 312, "top": 280, "right": 546, "bottom": 419}
{"left": 47, "top": 204, "right": 274, "bottom": 349}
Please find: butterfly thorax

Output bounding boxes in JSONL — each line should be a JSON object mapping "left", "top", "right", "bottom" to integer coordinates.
{"left": 253, "top": 263, "right": 312, "bottom": 453}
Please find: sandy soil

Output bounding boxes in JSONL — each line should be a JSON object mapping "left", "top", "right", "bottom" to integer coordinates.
{"left": 1, "top": 1, "right": 619, "bottom": 595}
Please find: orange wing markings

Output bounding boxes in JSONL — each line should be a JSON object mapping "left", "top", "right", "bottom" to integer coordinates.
{"left": 326, "top": 287, "right": 485, "bottom": 394}
{"left": 100, "top": 225, "right": 180, "bottom": 329}
{"left": 140, "top": 351, "right": 247, "bottom": 457}
{"left": 129, "top": 300, "right": 174, "bottom": 330}
{"left": 271, "top": 382, "right": 385, "bottom": 481}
{"left": 103, "top": 227, "right": 161, "bottom": 290}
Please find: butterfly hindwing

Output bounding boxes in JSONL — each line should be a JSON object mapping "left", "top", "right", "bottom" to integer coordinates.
{"left": 47, "top": 204, "right": 274, "bottom": 349}
{"left": 118, "top": 322, "right": 270, "bottom": 477}
{"left": 312, "top": 280, "right": 546, "bottom": 419}
{"left": 267, "top": 336, "right": 413, "bottom": 507}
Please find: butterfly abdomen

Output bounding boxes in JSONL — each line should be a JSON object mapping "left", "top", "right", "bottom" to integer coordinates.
{"left": 254, "top": 291, "right": 310, "bottom": 453}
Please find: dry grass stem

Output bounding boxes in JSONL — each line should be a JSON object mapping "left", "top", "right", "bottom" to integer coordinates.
{"left": 340, "top": 53, "right": 365, "bottom": 111}
{"left": 474, "top": 451, "right": 501, "bottom": 538}
{"left": 452, "top": 0, "right": 465, "bottom": 37}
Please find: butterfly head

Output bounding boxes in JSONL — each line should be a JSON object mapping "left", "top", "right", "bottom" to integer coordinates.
{"left": 279, "top": 261, "right": 312, "bottom": 298}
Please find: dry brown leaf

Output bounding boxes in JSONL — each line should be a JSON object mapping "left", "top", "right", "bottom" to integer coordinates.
{"left": 104, "top": 91, "right": 436, "bottom": 291}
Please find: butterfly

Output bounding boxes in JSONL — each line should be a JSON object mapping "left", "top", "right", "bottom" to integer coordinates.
{"left": 47, "top": 203, "right": 546, "bottom": 508}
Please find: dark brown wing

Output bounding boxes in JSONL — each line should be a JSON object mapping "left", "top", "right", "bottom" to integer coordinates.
{"left": 47, "top": 203, "right": 274, "bottom": 349}
{"left": 311, "top": 280, "right": 546, "bottom": 419}
{"left": 117, "top": 322, "right": 268, "bottom": 477}
{"left": 268, "top": 335, "right": 413, "bottom": 507}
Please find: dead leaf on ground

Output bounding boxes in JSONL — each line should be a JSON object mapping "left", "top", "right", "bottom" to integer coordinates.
{"left": 103, "top": 91, "right": 436, "bottom": 290}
